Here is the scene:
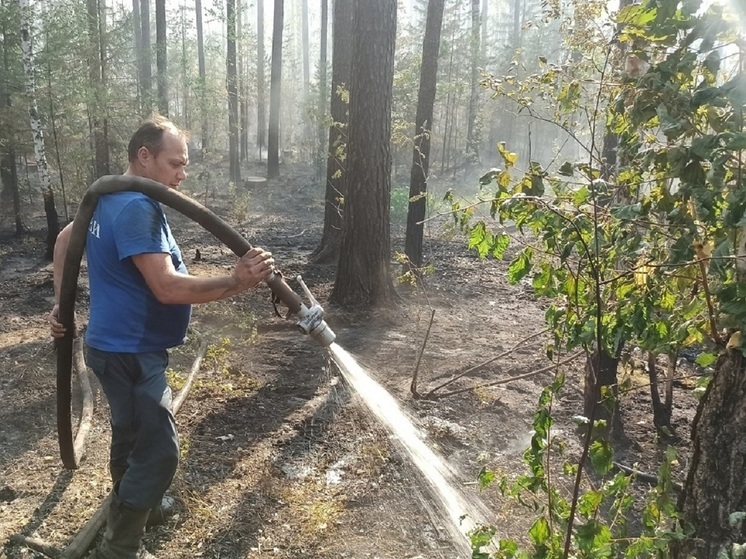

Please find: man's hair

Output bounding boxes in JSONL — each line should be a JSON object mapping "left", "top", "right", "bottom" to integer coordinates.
{"left": 127, "top": 115, "right": 189, "bottom": 162}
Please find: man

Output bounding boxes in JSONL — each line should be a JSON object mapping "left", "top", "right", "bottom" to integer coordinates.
{"left": 50, "top": 116, "right": 273, "bottom": 558}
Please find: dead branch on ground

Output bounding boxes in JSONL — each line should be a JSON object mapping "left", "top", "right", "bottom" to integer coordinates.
{"left": 410, "top": 309, "right": 435, "bottom": 398}
{"left": 427, "top": 350, "right": 584, "bottom": 399}
{"left": 424, "top": 328, "right": 551, "bottom": 397}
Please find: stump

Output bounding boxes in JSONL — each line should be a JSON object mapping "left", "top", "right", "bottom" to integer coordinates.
{"left": 243, "top": 176, "right": 267, "bottom": 189}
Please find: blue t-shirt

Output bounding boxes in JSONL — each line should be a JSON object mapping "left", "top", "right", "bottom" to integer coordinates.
{"left": 84, "top": 191, "right": 192, "bottom": 352}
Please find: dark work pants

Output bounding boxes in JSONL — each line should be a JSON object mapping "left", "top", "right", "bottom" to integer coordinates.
{"left": 86, "top": 347, "right": 179, "bottom": 510}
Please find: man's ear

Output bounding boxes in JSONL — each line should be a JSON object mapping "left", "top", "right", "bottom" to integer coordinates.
{"left": 136, "top": 146, "right": 151, "bottom": 165}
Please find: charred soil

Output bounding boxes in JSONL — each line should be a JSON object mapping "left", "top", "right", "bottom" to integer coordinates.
{"left": 1, "top": 162, "right": 700, "bottom": 558}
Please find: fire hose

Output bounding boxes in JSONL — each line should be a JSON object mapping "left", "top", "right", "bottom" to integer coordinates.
{"left": 56, "top": 174, "right": 335, "bottom": 469}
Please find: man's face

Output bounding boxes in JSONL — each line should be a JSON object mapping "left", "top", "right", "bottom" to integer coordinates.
{"left": 140, "top": 129, "right": 189, "bottom": 189}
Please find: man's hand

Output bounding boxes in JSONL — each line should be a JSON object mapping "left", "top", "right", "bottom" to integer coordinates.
{"left": 49, "top": 304, "right": 66, "bottom": 339}
{"left": 233, "top": 247, "right": 274, "bottom": 291}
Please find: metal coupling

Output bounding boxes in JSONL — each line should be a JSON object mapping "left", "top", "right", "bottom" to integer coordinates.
{"left": 295, "top": 276, "right": 336, "bottom": 347}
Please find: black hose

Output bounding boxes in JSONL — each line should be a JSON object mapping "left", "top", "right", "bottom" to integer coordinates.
{"left": 56, "top": 175, "right": 304, "bottom": 469}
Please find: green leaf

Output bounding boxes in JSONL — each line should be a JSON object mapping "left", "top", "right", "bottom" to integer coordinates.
{"left": 507, "top": 251, "right": 533, "bottom": 284}
{"left": 479, "top": 169, "right": 500, "bottom": 186}
{"left": 725, "top": 132, "right": 746, "bottom": 151}
{"left": 589, "top": 439, "right": 614, "bottom": 475}
{"left": 478, "top": 467, "right": 495, "bottom": 489}
{"left": 572, "top": 185, "right": 590, "bottom": 205}
{"left": 492, "top": 233, "right": 510, "bottom": 260}
{"left": 528, "top": 516, "right": 550, "bottom": 546}
{"left": 498, "top": 142, "right": 519, "bottom": 168}
{"left": 468, "top": 221, "right": 490, "bottom": 258}
{"left": 695, "top": 352, "right": 717, "bottom": 368}
{"left": 681, "top": 161, "right": 706, "bottom": 186}
{"left": 578, "top": 489, "right": 604, "bottom": 518}
{"left": 703, "top": 50, "right": 721, "bottom": 75}
{"left": 470, "top": 525, "right": 496, "bottom": 557}
{"left": 558, "top": 161, "right": 574, "bottom": 176}
{"left": 617, "top": 3, "right": 657, "bottom": 26}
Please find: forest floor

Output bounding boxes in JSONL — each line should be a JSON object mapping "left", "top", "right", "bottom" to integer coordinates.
{"left": 0, "top": 158, "right": 701, "bottom": 559}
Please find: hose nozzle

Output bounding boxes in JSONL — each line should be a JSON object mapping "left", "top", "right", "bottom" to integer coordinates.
{"left": 294, "top": 275, "right": 336, "bottom": 347}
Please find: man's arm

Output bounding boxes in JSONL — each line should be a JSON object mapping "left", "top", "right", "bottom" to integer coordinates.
{"left": 131, "top": 247, "right": 274, "bottom": 305}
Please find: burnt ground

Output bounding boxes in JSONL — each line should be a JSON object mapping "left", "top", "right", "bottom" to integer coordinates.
{"left": 0, "top": 160, "right": 700, "bottom": 559}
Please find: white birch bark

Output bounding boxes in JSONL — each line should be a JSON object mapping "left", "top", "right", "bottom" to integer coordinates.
{"left": 19, "top": 0, "right": 52, "bottom": 194}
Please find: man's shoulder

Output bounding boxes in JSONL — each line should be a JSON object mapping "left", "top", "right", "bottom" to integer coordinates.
{"left": 99, "top": 190, "right": 160, "bottom": 215}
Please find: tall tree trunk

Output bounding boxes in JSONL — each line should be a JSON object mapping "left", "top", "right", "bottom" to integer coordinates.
{"left": 46, "top": 34, "right": 68, "bottom": 223}
{"left": 256, "top": 0, "right": 266, "bottom": 160}
{"left": 316, "top": 0, "right": 328, "bottom": 179}
{"left": 227, "top": 0, "right": 240, "bottom": 183}
{"left": 465, "top": 0, "right": 480, "bottom": 163}
{"left": 0, "top": 3, "right": 22, "bottom": 234}
{"left": 404, "top": 0, "right": 445, "bottom": 268}
{"left": 132, "top": 0, "right": 143, "bottom": 114}
{"left": 301, "top": 0, "right": 310, "bottom": 151}
{"left": 315, "top": 0, "right": 329, "bottom": 179}
{"left": 266, "top": 0, "right": 283, "bottom": 179}
{"left": 672, "top": 351, "right": 746, "bottom": 558}
{"left": 440, "top": 22, "right": 455, "bottom": 175}
{"left": 87, "top": 0, "right": 109, "bottom": 179}
{"left": 480, "top": 0, "right": 488, "bottom": 67}
{"left": 19, "top": 0, "right": 59, "bottom": 259}
{"left": 330, "top": 0, "right": 397, "bottom": 309}
{"left": 238, "top": 0, "right": 248, "bottom": 161}
{"left": 140, "top": 0, "right": 152, "bottom": 114}
{"left": 195, "top": 0, "right": 207, "bottom": 151}
{"left": 155, "top": 0, "right": 168, "bottom": 115}
{"left": 600, "top": 0, "right": 632, "bottom": 180}
{"left": 310, "top": 0, "right": 352, "bottom": 265}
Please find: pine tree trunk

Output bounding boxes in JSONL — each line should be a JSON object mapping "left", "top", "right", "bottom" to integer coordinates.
{"left": 87, "top": 0, "right": 109, "bottom": 179}
{"left": 195, "top": 0, "right": 207, "bottom": 151}
{"left": 310, "top": 0, "right": 352, "bottom": 265}
{"left": 316, "top": 0, "right": 328, "bottom": 179}
{"left": 132, "top": 0, "right": 143, "bottom": 113}
{"left": 330, "top": 0, "right": 397, "bottom": 309}
{"left": 180, "top": 6, "right": 189, "bottom": 127}
{"left": 301, "top": 0, "right": 310, "bottom": 152}
{"left": 238, "top": 1, "right": 248, "bottom": 161}
{"left": 672, "top": 350, "right": 746, "bottom": 558}
{"left": 256, "top": 0, "right": 266, "bottom": 159}
{"left": 465, "top": 0, "right": 480, "bottom": 163}
{"left": 155, "top": 0, "right": 168, "bottom": 115}
{"left": 440, "top": 22, "right": 455, "bottom": 176}
{"left": 404, "top": 0, "right": 445, "bottom": 268}
{"left": 139, "top": 0, "right": 152, "bottom": 113}
{"left": 267, "top": 0, "right": 283, "bottom": 179}
{"left": 227, "top": 0, "right": 240, "bottom": 183}
{"left": 1, "top": 9, "right": 22, "bottom": 234}
{"left": 19, "top": 0, "right": 59, "bottom": 259}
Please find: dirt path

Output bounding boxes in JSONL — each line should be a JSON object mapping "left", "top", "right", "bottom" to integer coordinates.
{"left": 0, "top": 163, "right": 696, "bottom": 558}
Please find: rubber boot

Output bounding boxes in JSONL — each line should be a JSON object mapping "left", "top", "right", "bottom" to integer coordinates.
{"left": 92, "top": 491, "right": 155, "bottom": 559}
{"left": 109, "top": 463, "right": 173, "bottom": 527}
